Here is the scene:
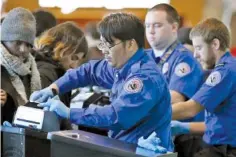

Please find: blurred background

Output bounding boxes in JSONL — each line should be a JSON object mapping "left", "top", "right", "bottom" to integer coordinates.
{"left": 1, "top": 0, "right": 236, "bottom": 49}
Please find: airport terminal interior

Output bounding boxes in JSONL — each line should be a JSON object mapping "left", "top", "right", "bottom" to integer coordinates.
{"left": 1, "top": 0, "right": 236, "bottom": 157}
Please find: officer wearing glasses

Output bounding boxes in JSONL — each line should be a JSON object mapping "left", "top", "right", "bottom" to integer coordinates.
{"left": 30, "top": 13, "right": 173, "bottom": 151}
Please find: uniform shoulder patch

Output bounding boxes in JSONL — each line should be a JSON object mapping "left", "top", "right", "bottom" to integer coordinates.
{"left": 174, "top": 62, "right": 191, "bottom": 77}
{"left": 205, "top": 71, "right": 221, "bottom": 86}
{"left": 124, "top": 78, "right": 143, "bottom": 93}
{"left": 162, "top": 62, "right": 169, "bottom": 74}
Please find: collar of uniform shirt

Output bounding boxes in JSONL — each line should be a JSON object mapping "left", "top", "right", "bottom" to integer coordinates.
{"left": 116, "top": 48, "right": 145, "bottom": 78}
{"left": 215, "top": 51, "right": 230, "bottom": 67}
{"left": 152, "top": 40, "right": 178, "bottom": 58}
{"left": 153, "top": 48, "right": 166, "bottom": 58}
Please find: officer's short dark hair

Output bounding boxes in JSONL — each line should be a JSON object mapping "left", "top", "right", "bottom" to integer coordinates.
{"left": 149, "top": 3, "right": 180, "bottom": 26}
{"left": 33, "top": 9, "right": 57, "bottom": 37}
{"left": 98, "top": 12, "right": 145, "bottom": 48}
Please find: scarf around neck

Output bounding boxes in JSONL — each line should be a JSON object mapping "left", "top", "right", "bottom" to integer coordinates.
{"left": 0, "top": 43, "right": 41, "bottom": 106}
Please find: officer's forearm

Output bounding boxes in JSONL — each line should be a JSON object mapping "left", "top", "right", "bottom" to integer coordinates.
{"left": 172, "top": 102, "right": 195, "bottom": 120}
{"left": 189, "top": 122, "right": 205, "bottom": 134}
{"left": 172, "top": 100, "right": 202, "bottom": 120}
{"left": 54, "top": 69, "right": 83, "bottom": 94}
{"left": 170, "top": 90, "right": 187, "bottom": 104}
{"left": 69, "top": 105, "right": 117, "bottom": 129}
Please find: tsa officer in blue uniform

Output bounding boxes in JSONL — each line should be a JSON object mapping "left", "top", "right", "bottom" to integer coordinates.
{"left": 145, "top": 3, "right": 204, "bottom": 120}
{"left": 139, "top": 17, "right": 236, "bottom": 157}
{"left": 144, "top": 3, "right": 204, "bottom": 156}
{"left": 30, "top": 13, "right": 173, "bottom": 151}
{"left": 170, "top": 18, "right": 236, "bottom": 157}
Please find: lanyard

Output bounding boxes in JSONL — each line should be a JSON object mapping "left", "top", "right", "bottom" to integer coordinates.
{"left": 155, "top": 40, "right": 179, "bottom": 69}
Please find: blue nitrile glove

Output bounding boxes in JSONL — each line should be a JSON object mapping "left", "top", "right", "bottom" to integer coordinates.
{"left": 171, "top": 120, "right": 190, "bottom": 136}
{"left": 138, "top": 132, "right": 167, "bottom": 154}
{"left": 43, "top": 96, "right": 61, "bottom": 111}
{"left": 38, "top": 99, "right": 70, "bottom": 119}
{"left": 3, "top": 121, "right": 12, "bottom": 127}
{"left": 30, "top": 87, "right": 54, "bottom": 103}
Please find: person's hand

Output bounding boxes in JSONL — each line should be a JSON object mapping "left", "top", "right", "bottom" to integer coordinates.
{"left": 138, "top": 132, "right": 167, "bottom": 153}
{"left": 171, "top": 120, "right": 190, "bottom": 136}
{"left": 3, "top": 121, "right": 12, "bottom": 127}
{"left": 1, "top": 89, "right": 7, "bottom": 106}
{"left": 38, "top": 99, "right": 70, "bottom": 119}
{"left": 30, "top": 87, "right": 54, "bottom": 103}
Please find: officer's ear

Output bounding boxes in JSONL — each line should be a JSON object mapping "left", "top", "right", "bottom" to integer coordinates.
{"left": 211, "top": 38, "right": 220, "bottom": 51}
{"left": 171, "top": 22, "right": 179, "bottom": 33}
{"left": 126, "top": 39, "right": 136, "bottom": 50}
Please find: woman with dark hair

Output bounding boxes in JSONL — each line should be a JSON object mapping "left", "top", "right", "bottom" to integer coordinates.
{"left": 34, "top": 21, "right": 88, "bottom": 103}
{"left": 34, "top": 22, "right": 88, "bottom": 129}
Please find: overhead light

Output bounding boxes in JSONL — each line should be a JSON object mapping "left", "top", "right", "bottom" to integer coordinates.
{"left": 38, "top": 0, "right": 170, "bottom": 13}
{"left": 59, "top": 0, "right": 78, "bottom": 14}
{"left": 39, "top": 0, "right": 56, "bottom": 8}
{"left": 61, "top": 7, "right": 77, "bottom": 14}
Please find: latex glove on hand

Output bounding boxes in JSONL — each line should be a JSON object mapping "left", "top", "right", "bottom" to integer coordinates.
{"left": 3, "top": 121, "right": 12, "bottom": 127}
{"left": 38, "top": 99, "right": 70, "bottom": 119}
{"left": 43, "top": 96, "right": 60, "bottom": 111}
{"left": 30, "top": 87, "right": 54, "bottom": 103}
{"left": 171, "top": 120, "right": 190, "bottom": 136}
{"left": 138, "top": 132, "right": 167, "bottom": 154}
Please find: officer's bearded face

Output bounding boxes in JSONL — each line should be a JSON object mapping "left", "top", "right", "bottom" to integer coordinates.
{"left": 192, "top": 36, "right": 216, "bottom": 70}
{"left": 145, "top": 10, "right": 177, "bottom": 50}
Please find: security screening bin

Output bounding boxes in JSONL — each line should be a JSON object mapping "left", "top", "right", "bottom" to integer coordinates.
{"left": 1, "top": 126, "right": 51, "bottom": 157}
{"left": 1, "top": 104, "right": 60, "bottom": 157}
{"left": 48, "top": 130, "right": 177, "bottom": 157}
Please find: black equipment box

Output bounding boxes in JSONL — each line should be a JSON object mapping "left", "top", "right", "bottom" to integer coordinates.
{"left": 1, "top": 126, "right": 50, "bottom": 157}
{"left": 49, "top": 130, "right": 177, "bottom": 157}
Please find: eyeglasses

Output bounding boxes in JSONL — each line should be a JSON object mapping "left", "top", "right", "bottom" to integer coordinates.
{"left": 97, "top": 41, "right": 123, "bottom": 51}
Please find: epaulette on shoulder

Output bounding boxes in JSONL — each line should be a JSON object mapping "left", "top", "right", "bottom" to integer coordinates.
{"left": 144, "top": 48, "right": 152, "bottom": 53}
{"left": 215, "top": 63, "right": 226, "bottom": 68}
{"left": 177, "top": 46, "right": 189, "bottom": 53}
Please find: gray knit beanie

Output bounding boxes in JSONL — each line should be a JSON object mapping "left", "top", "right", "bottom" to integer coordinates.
{"left": 1, "top": 7, "right": 36, "bottom": 46}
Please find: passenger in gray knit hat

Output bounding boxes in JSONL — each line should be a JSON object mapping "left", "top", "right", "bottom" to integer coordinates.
{"left": 1, "top": 7, "right": 36, "bottom": 46}
{"left": 0, "top": 7, "right": 41, "bottom": 124}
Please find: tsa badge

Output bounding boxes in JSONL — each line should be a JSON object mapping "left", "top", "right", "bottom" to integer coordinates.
{"left": 174, "top": 62, "right": 191, "bottom": 77}
{"left": 205, "top": 71, "right": 221, "bottom": 86}
{"left": 124, "top": 78, "right": 143, "bottom": 93}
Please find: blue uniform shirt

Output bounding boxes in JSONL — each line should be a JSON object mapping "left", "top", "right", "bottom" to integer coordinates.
{"left": 146, "top": 43, "right": 204, "bottom": 122}
{"left": 192, "top": 52, "right": 236, "bottom": 147}
{"left": 55, "top": 48, "right": 173, "bottom": 151}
